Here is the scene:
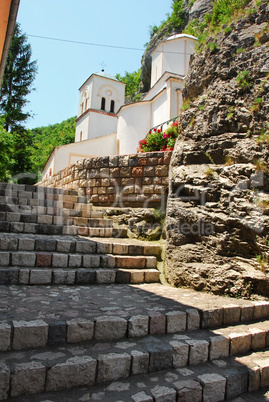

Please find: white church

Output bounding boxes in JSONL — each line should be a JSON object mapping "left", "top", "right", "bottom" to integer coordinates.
{"left": 42, "top": 33, "right": 196, "bottom": 179}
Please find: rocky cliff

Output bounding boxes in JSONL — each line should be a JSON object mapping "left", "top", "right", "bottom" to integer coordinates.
{"left": 165, "top": 0, "right": 269, "bottom": 298}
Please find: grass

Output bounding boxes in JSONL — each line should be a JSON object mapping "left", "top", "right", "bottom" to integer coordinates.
{"left": 256, "top": 254, "right": 267, "bottom": 273}
{"left": 204, "top": 167, "right": 216, "bottom": 179}
{"left": 236, "top": 70, "right": 251, "bottom": 88}
{"left": 254, "top": 159, "right": 268, "bottom": 173}
{"left": 250, "top": 97, "right": 263, "bottom": 112}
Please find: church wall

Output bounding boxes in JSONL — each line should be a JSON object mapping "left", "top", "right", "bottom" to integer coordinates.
{"left": 151, "top": 90, "right": 169, "bottom": 127}
{"left": 117, "top": 102, "right": 151, "bottom": 155}
{"left": 42, "top": 134, "right": 117, "bottom": 179}
{"left": 38, "top": 151, "right": 172, "bottom": 208}
{"left": 88, "top": 111, "right": 118, "bottom": 140}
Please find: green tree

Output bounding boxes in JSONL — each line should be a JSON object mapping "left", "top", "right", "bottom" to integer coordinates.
{"left": 0, "top": 23, "right": 37, "bottom": 132}
{"left": 0, "top": 118, "right": 14, "bottom": 181}
{"left": 115, "top": 70, "right": 141, "bottom": 103}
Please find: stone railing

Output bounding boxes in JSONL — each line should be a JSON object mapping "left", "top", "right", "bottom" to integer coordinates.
{"left": 37, "top": 151, "right": 172, "bottom": 208}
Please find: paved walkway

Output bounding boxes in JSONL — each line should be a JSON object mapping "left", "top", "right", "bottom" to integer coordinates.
{"left": 1, "top": 282, "right": 267, "bottom": 323}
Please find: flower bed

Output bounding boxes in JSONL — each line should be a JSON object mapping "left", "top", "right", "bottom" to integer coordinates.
{"left": 137, "top": 120, "right": 179, "bottom": 153}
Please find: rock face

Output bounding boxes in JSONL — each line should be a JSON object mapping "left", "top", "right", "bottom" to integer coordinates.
{"left": 165, "top": 1, "right": 269, "bottom": 298}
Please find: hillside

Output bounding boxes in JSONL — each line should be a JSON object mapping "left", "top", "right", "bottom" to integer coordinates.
{"left": 30, "top": 116, "right": 76, "bottom": 177}
{"left": 164, "top": 0, "right": 269, "bottom": 298}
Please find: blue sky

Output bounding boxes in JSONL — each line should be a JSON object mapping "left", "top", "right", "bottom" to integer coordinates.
{"left": 17, "top": 0, "right": 172, "bottom": 129}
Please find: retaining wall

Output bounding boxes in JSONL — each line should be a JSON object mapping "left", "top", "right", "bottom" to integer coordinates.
{"left": 37, "top": 152, "right": 172, "bottom": 208}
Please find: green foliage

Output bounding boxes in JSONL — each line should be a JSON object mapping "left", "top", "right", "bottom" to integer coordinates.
{"left": 236, "top": 70, "right": 251, "bottom": 88}
{"left": 169, "top": 1, "right": 185, "bottom": 29}
{"left": 30, "top": 117, "right": 76, "bottom": 175}
{"left": 115, "top": 70, "right": 141, "bottom": 103}
{"left": 184, "top": 0, "right": 252, "bottom": 49}
{"left": 0, "top": 119, "right": 14, "bottom": 180}
{"left": 250, "top": 97, "right": 263, "bottom": 112}
{"left": 0, "top": 23, "right": 37, "bottom": 132}
{"left": 137, "top": 120, "right": 179, "bottom": 152}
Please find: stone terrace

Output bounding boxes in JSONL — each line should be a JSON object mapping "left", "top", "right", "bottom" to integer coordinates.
{"left": 0, "top": 182, "right": 269, "bottom": 401}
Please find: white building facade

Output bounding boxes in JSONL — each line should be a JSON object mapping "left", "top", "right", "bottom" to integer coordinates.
{"left": 42, "top": 34, "right": 196, "bottom": 179}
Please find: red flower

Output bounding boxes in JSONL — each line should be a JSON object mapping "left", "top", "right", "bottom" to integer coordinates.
{"left": 153, "top": 128, "right": 157, "bottom": 132}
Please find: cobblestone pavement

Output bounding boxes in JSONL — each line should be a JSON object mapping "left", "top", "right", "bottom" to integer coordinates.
{"left": 0, "top": 282, "right": 265, "bottom": 323}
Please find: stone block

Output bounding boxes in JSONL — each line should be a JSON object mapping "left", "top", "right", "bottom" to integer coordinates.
{"left": 131, "top": 391, "right": 153, "bottom": 402}
{"left": 83, "top": 254, "right": 100, "bottom": 268}
{"left": 209, "top": 335, "right": 229, "bottom": 360}
{"left": 128, "top": 315, "right": 149, "bottom": 338}
{"left": 186, "top": 308, "right": 200, "bottom": 330}
{"left": 130, "top": 271, "right": 145, "bottom": 283}
{"left": 35, "top": 239, "right": 56, "bottom": 251}
{"left": 96, "top": 269, "right": 116, "bottom": 284}
{"left": 24, "top": 223, "right": 37, "bottom": 233}
{"left": 144, "top": 270, "right": 160, "bottom": 283}
{"left": 0, "top": 268, "right": 19, "bottom": 284}
{"left": 76, "top": 241, "right": 96, "bottom": 254}
{"left": 68, "top": 254, "right": 82, "bottom": 268}
{"left": 142, "top": 338, "right": 173, "bottom": 372}
{"left": 174, "top": 379, "right": 202, "bottom": 402}
{"left": 253, "top": 302, "right": 269, "bottom": 320}
{"left": 166, "top": 311, "right": 187, "bottom": 333}
{"left": 240, "top": 305, "right": 254, "bottom": 321}
{"left": 149, "top": 312, "right": 166, "bottom": 335}
{"left": 10, "top": 222, "right": 24, "bottom": 233}
{"left": 113, "top": 243, "right": 129, "bottom": 255}
{"left": 36, "top": 253, "right": 52, "bottom": 267}
{"left": 37, "top": 215, "right": 53, "bottom": 224}
{"left": 198, "top": 373, "right": 226, "bottom": 402}
{"left": 224, "top": 367, "right": 248, "bottom": 399}
{"left": 0, "top": 323, "right": 11, "bottom": 351}
{"left": 56, "top": 240, "right": 75, "bottom": 253}
{"left": 12, "top": 320, "right": 48, "bottom": 350}
{"left": 0, "top": 252, "right": 9, "bottom": 267}
{"left": 46, "top": 356, "right": 96, "bottom": 391}
{"left": 11, "top": 361, "right": 46, "bottom": 397}
{"left": 0, "top": 363, "right": 10, "bottom": 400}
{"left": 11, "top": 252, "right": 36, "bottom": 267}
{"left": 6, "top": 212, "right": 21, "bottom": 222}
{"left": 100, "top": 254, "right": 115, "bottom": 268}
{"left": 18, "top": 238, "right": 35, "bottom": 251}
{"left": 67, "top": 318, "right": 94, "bottom": 343}
{"left": 52, "top": 253, "right": 68, "bottom": 268}
{"left": 185, "top": 339, "right": 209, "bottom": 365}
{"left": 53, "top": 270, "right": 75, "bottom": 285}
{"left": 0, "top": 236, "right": 18, "bottom": 250}
{"left": 169, "top": 340, "right": 189, "bottom": 368}
{"left": 96, "top": 242, "right": 112, "bottom": 254}
{"left": 30, "top": 269, "right": 52, "bottom": 284}
{"left": 150, "top": 385, "right": 176, "bottom": 402}
{"left": 76, "top": 269, "right": 96, "bottom": 284}
{"left": 97, "top": 353, "right": 131, "bottom": 383}
{"left": 250, "top": 328, "right": 266, "bottom": 350}
{"left": 229, "top": 332, "right": 251, "bottom": 355}
{"left": 223, "top": 305, "right": 241, "bottom": 324}
{"left": 248, "top": 366, "right": 261, "bottom": 392}
{"left": 201, "top": 308, "right": 223, "bottom": 328}
{"left": 131, "top": 350, "right": 149, "bottom": 375}
{"left": 48, "top": 321, "right": 67, "bottom": 345}
{"left": 116, "top": 270, "right": 131, "bottom": 283}
{"left": 95, "top": 316, "right": 127, "bottom": 340}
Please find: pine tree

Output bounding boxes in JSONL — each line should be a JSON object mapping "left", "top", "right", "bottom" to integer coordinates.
{"left": 0, "top": 23, "right": 37, "bottom": 132}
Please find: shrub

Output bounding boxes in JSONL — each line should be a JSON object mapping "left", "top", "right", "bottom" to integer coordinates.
{"left": 236, "top": 70, "right": 251, "bottom": 88}
{"left": 137, "top": 121, "right": 178, "bottom": 153}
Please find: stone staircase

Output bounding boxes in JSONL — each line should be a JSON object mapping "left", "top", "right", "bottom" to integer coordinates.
{"left": 0, "top": 183, "right": 269, "bottom": 401}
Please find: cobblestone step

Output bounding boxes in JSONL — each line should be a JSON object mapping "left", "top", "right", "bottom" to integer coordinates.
{"left": 7, "top": 354, "right": 269, "bottom": 401}
{"left": 0, "top": 251, "right": 157, "bottom": 269}
{"left": 0, "top": 233, "right": 162, "bottom": 257}
{"left": 1, "top": 324, "right": 269, "bottom": 400}
{"left": 0, "top": 267, "right": 161, "bottom": 285}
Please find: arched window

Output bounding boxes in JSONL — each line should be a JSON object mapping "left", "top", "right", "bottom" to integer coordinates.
{"left": 49, "top": 168, "right": 52, "bottom": 177}
{"left": 101, "top": 97, "right": 106, "bottom": 111}
{"left": 110, "top": 100, "right": 115, "bottom": 113}
{"left": 80, "top": 131, "right": 83, "bottom": 141}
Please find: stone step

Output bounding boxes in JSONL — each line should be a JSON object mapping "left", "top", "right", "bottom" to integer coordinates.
{"left": 0, "top": 222, "right": 127, "bottom": 237}
{"left": 1, "top": 251, "right": 157, "bottom": 269}
{"left": 0, "top": 233, "right": 162, "bottom": 257}
{"left": 6, "top": 353, "right": 269, "bottom": 401}
{"left": 0, "top": 267, "right": 161, "bottom": 286}
{"left": 1, "top": 322, "right": 269, "bottom": 400}
{"left": 1, "top": 283, "right": 268, "bottom": 330}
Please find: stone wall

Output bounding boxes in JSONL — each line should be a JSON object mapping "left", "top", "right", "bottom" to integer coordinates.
{"left": 38, "top": 152, "right": 172, "bottom": 208}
